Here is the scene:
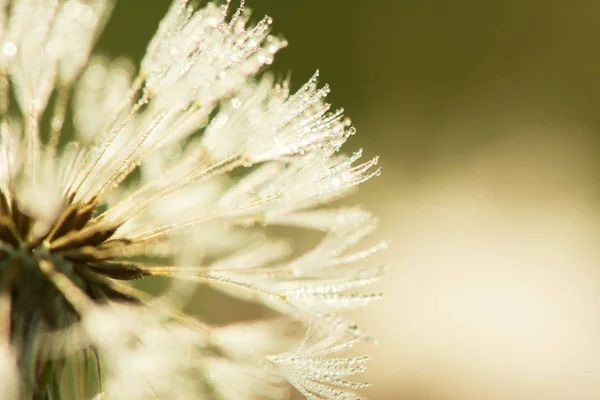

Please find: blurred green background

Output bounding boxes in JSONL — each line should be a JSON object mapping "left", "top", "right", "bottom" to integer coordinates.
{"left": 98, "top": 0, "right": 600, "bottom": 178}
{"left": 96, "top": 1, "right": 600, "bottom": 399}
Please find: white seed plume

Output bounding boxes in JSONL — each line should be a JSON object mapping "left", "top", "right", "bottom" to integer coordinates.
{"left": 0, "top": 0, "right": 383, "bottom": 399}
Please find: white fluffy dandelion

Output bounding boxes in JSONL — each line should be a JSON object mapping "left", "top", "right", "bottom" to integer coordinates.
{"left": 0, "top": 0, "right": 384, "bottom": 399}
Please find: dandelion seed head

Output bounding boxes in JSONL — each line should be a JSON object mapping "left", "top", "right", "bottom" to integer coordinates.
{"left": 0, "top": 0, "right": 383, "bottom": 398}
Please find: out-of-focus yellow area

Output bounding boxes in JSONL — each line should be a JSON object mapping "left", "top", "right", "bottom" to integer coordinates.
{"left": 358, "top": 130, "right": 600, "bottom": 399}
{"left": 100, "top": 1, "right": 600, "bottom": 398}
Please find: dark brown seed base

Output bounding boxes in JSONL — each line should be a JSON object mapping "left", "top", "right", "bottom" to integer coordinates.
{"left": 0, "top": 188, "right": 148, "bottom": 398}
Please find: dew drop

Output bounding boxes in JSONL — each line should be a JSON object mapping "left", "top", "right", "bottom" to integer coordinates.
{"left": 2, "top": 42, "right": 17, "bottom": 58}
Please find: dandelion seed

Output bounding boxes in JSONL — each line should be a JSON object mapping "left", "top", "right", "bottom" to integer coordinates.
{"left": 0, "top": 0, "right": 383, "bottom": 398}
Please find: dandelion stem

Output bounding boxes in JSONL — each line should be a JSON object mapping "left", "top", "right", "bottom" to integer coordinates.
{"left": 69, "top": 76, "right": 147, "bottom": 200}
{"left": 47, "top": 85, "right": 71, "bottom": 157}
{"left": 90, "top": 346, "right": 103, "bottom": 396}
{"left": 25, "top": 108, "right": 41, "bottom": 184}
{"left": 96, "top": 153, "right": 246, "bottom": 226}
{"left": 127, "top": 193, "right": 278, "bottom": 242}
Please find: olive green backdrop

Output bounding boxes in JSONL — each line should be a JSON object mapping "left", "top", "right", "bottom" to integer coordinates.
{"left": 98, "top": 0, "right": 600, "bottom": 176}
